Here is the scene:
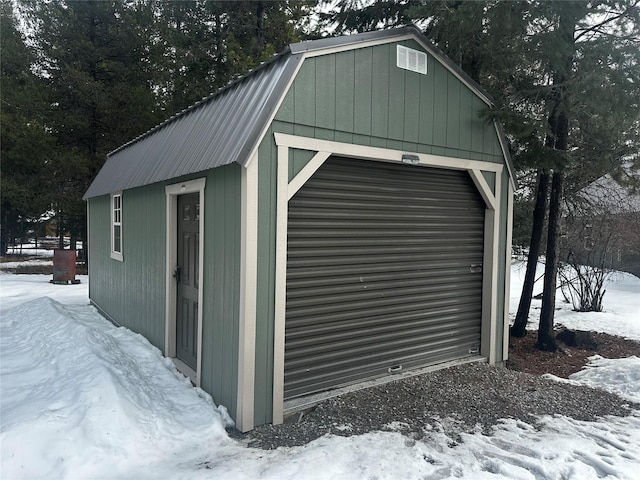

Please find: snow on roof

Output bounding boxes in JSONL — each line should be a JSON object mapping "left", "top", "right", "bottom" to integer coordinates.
{"left": 577, "top": 168, "right": 640, "bottom": 215}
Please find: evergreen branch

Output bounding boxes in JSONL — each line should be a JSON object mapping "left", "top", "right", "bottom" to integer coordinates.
{"left": 574, "top": 0, "right": 640, "bottom": 42}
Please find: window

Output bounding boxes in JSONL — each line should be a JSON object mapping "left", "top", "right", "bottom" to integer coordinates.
{"left": 111, "top": 192, "right": 123, "bottom": 261}
{"left": 397, "top": 45, "right": 427, "bottom": 75}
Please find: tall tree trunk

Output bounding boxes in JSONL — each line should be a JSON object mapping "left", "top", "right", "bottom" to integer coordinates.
{"left": 57, "top": 212, "right": 64, "bottom": 249}
{"left": 255, "top": 1, "right": 264, "bottom": 50}
{"left": 537, "top": 171, "right": 564, "bottom": 351}
{"left": 536, "top": 4, "right": 574, "bottom": 351}
{"left": 511, "top": 170, "right": 551, "bottom": 337}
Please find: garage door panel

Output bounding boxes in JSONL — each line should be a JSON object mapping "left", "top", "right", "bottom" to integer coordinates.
{"left": 287, "top": 268, "right": 481, "bottom": 291}
{"left": 284, "top": 337, "right": 480, "bottom": 398}
{"left": 285, "top": 157, "right": 485, "bottom": 399}
{"left": 287, "top": 259, "right": 483, "bottom": 281}
{"left": 286, "top": 329, "right": 481, "bottom": 368}
{"left": 287, "top": 282, "right": 482, "bottom": 310}
{"left": 288, "top": 275, "right": 481, "bottom": 299}
{"left": 288, "top": 238, "right": 484, "bottom": 251}
{"left": 286, "top": 315, "right": 482, "bottom": 350}
{"left": 287, "top": 252, "right": 483, "bottom": 270}
{"left": 287, "top": 300, "right": 481, "bottom": 332}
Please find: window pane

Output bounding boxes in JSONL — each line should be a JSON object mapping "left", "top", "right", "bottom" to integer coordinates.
{"left": 114, "top": 225, "right": 121, "bottom": 253}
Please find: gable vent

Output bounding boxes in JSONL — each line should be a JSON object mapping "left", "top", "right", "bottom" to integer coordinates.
{"left": 396, "top": 45, "right": 427, "bottom": 75}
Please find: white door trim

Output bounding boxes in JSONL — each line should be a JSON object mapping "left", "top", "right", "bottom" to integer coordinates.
{"left": 165, "top": 177, "right": 206, "bottom": 386}
{"left": 271, "top": 133, "right": 505, "bottom": 425}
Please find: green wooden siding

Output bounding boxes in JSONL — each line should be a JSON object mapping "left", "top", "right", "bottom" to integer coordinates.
{"left": 252, "top": 40, "right": 511, "bottom": 425}
{"left": 275, "top": 40, "right": 503, "bottom": 162}
{"left": 200, "top": 164, "right": 242, "bottom": 416}
{"left": 88, "top": 164, "right": 241, "bottom": 418}
{"left": 88, "top": 186, "right": 166, "bottom": 349}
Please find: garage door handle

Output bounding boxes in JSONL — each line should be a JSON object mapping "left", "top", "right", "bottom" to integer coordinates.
{"left": 388, "top": 365, "right": 403, "bottom": 374}
{"left": 470, "top": 264, "right": 483, "bottom": 273}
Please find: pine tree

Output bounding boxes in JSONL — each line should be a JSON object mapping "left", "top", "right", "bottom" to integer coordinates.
{"left": 0, "top": 0, "right": 55, "bottom": 253}
{"left": 15, "top": 0, "right": 161, "bottom": 246}
{"left": 319, "top": 0, "right": 640, "bottom": 349}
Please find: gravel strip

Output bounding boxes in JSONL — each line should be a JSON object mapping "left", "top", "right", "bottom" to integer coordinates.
{"left": 228, "top": 362, "right": 638, "bottom": 449}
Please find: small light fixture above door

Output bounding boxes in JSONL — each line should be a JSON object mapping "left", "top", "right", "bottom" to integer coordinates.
{"left": 401, "top": 154, "right": 420, "bottom": 165}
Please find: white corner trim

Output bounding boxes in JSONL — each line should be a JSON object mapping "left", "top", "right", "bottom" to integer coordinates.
{"left": 469, "top": 169, "right": 497, "bottom": 210}
{"left": 503, "top": 181, "right": 514, "bottom": 361}
{"left": 484, "top": 175, "right": 502, "bottom": 365}
{"left": 237, "top": 154, "right": 258, "bottom": 432}
{"left": 164, "top": 177, "right": 206, "bottom": 387}
{"left": 288, "top": 151, "right": 332, "bottom": 200}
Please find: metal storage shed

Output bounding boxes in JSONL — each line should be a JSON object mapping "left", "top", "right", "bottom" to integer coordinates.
{"left": 84, "top": 25, "right": 515, "bottom": 432}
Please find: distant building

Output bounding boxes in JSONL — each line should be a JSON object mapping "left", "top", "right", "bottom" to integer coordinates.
{"left": 565, "top": 169, "right": 640, "bottom": 277}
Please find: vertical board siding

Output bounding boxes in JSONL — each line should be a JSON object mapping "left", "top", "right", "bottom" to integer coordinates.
{"left": 315, "top": 54, "right": 336, "bottom": 130}
{"left": 277, "top": 40, "right": 502, "bottom": 163}
{"left": 418, "top": 53, "right": 436, "bottom": 146}
{"left": 446, "top": 73, "right": 461, "bottom": 148}
{"left": 88, "top": 196, "right": 117, "bottom": 316}
{"left": 335, "top": 50, "right": 355, "bottom": 132}
{"left": 371, "top": 44, "right": 390, "bottom": 139}
{"left": 353, "top": 48, "right": 373, "bottom": 136}
{"left": 294, "top": 59, "right": 316, "bottom": 126}
{"left": 88, "top": 185, "right": 166, "bottom": 350}
{"left": 123, "top": 186, "right": 166, "bottom": 348}
{"left": 459, "top": 88, "right": 474, "bottom": 152}
{"left": 403, "top": 66, "right": 421, "bottom": 143}
{"left": 432, "top": 60, "right": 449, "bottom": 146}
{"left": 88, "top": 165, "right": 241, "bottom": 419}
{"left": 200, "top": 164, "right": 241, "bottom": 417}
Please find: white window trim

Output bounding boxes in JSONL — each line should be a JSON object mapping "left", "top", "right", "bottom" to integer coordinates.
{"left": 110, "top": 192, "right": 123, "bottom": 261}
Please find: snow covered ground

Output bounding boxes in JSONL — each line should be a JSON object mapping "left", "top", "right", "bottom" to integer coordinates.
{"left": 509, "top": 260, "right": 640, "bottom": 340}
{"left": 1, "top": 261, "right": 639, "bottom": 480}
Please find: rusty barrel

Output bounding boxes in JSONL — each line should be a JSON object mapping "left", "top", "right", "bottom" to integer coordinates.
{"left": 52, "top": 249, "right": 80, "bottom": 284}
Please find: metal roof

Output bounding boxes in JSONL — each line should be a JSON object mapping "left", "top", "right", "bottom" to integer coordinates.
{"left": 84, "top": 51, "right": 301, "bottom": 199}
{"left": 84, "top": 25, "right": 513, "bottom": 199}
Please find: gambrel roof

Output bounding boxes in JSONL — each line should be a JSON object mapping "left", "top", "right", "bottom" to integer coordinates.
{"left": 84, "top": 25, "right": 513, "bottom": 199}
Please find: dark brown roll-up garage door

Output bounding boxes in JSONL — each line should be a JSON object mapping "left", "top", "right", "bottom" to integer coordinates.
{"left": 285, "top": 156, "right": 485, "bottom": 399}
